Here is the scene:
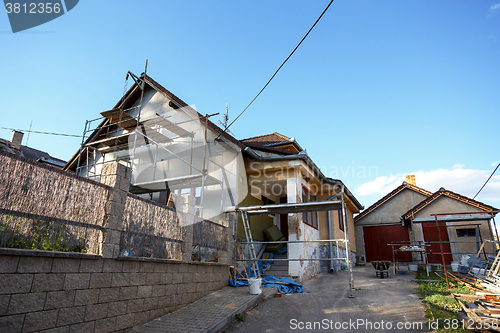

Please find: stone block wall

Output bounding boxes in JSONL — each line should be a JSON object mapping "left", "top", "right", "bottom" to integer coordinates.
{"left": 0, "top": 250, "right": 227, "bottom": 333}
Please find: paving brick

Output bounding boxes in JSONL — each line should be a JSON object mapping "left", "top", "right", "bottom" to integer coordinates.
{"left": 115, "top": 313, "right": 135, "bottom": 331}
{"left": 146, "top": 273, "right": 160, "bottom": 285}
{"left": 152, "top": 284, "right": 166, "bottom": 297}
{"left": 8, "top": 292, "right": 46, "bottom": 314}
{"left": 0, "top": 256, "right": 19, "bottom": 273}
{"left": 143, "top": 297, "right": 158, "bottom": 311}
{"left": 31, "top": 273, "right": 65, "bottom": 292}
{"left": 119, "top": 286, "right": 137, "bottom": 300}
{"left": 102, "top": 259, "right": 123, "bottom": 273}
{"left": 156, "top": 295, "right": 170, "bottom": 308}
{"left": 164, "top": 284, "right": 176, "bottom": 296}
{"left": 56, "top": 306, "right": 85, "bottom": 326}
{"left": 129, "top": 272, "right": 147, "bottom": 286}
{"left": 98, "top": 287, "right": 120, "bottom": 303}
{"left": 51, "top": 258, "right": 80, "bottom": 273}
{"left": 95, "top": 316, "right": 117, "bottom": 333}
{"left": 137, "top": 285, "right": 152, "bottom": 298}
{"left": 177, "top": 264, "right": 189, "bottom": 273}
{"left": 89, "top": 273, "right": 112, "bottom": 289}
{"left": 0, "top": 294, "right": 10, "bottom": 316}
{"left": 107, "top": 301, "right": 127, "bottom": 317}
{"left": 39, "top": 326, "right": 70, "bottom": 333}
{"left": 23, "top": 309, "right": 58, "bottom": 332}
{"left": 165, "top": 264, "right": 178, "bottom": 274}
{"left": 182, "top": 273, "right": 193, "bottom": 283}
{"left": 153, "top": 263, "right": 167, "bottom": 273}
{"left": 64, "top": 273, "right": 90, "bottom": 290}
{"left": 84, "top": 303, "right": 108, "bottom": 321}
{"left": 138, "top": 262, "right": 154, "bottom": 273}
{"left": 0, "top": 274, "right": 33, "bottom": 295}
{"left": 159, "top": 272, "right": 172, "bottom": 285}
{"left": 0, "top": 314, "right": 24, "bottom": 333}
{"left": 17, "top": 256, "right": 53, "bottom": 273}
{"left": 74, "top": 289, "right": 99, "bottom": 306}
{"left": 171, "top": 273, "right": 182, "bottom": 284}
{"left": 133, "top": 310, "right": 151, "bottom": 327}
{"left": 122, "top": 260, "right": 140, "bottom": 273}
{"left": 69, "top": 321, "right": 95, "bottom": 333}
{"left": 79, "top": 259, "right": 103, "bottom": 273}
{"left": 111, "top": 272, "right": 130, "bottom": 287}
{"left": 127, "top": 298, "right": 144, "bottom": 314}
{"left": 45, "top": 290, "right": 75, "bottom": 310}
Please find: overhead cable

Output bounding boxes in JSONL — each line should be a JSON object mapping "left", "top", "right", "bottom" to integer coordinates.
{"left": 473, "top": 162, "right": 500, "bottom": 199}
{"left": 0, "top": 127, "right": 81, "bottom": 138}
{"left": 215, "top": 0, "right": 335, "bottom": 140}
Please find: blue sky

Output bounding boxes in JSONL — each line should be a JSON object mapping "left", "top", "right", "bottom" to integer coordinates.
{"left": 1, "top": 0, "right": 499, "bottom": 209}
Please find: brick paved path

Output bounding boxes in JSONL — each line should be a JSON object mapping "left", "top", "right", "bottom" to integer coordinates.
{"left": 129, "top": 286, "right": 274, "bottom": 333}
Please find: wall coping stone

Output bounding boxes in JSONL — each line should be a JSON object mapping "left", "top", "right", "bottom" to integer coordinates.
{"left": 0, "top": 248, "right": 101, "bottom": 259}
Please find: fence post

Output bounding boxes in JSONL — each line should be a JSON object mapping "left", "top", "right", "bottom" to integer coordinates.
{"left": 100, "top": 162, "right": 129, "bottom": 259}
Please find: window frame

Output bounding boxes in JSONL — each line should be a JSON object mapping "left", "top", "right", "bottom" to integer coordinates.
{"left": 456, "top": 228, "right": 476, "bottom": 237}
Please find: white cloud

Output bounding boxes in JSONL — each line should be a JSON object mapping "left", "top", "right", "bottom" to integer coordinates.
{"left": 355, "top": 167, "right": 500, "bottom": 206}
{"left": 453, "top": 163, "right": 465, "bottom": 169}
{"left": 489, "top": 3, "right": 500, "bottom": 16}
{"left": 492, "top": 161, "right": 500, "bottom": 167}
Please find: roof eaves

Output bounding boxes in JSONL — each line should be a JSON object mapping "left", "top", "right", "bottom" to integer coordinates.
{"left": 402, "top": 188, "right": 499, "bottom": 219}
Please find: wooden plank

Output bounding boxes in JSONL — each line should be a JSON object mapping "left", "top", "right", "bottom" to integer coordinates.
{"left": 145, "top": 117, "right": 193, "bottom": 138}
{"left": 101, "top": 108, "right": 138, "bottom": 130}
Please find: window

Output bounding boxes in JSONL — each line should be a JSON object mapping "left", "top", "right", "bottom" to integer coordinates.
{"left": 457, "top": 228, "right": 476, "bottom": 237}
{"left": 338, "top": 210, "right": 344, "bottom": 232}
{"left": 302, "top": 187, "right": 318, "bottom": 229}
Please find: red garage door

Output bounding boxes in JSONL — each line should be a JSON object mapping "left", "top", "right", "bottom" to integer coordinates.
{"left": 422, "top": 222, "right": 453, "bottom": 265}
{"left": 364, "top": 225, "right": 412, "bottom": 262}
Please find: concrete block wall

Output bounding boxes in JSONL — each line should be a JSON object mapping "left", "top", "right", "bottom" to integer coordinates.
{"left": 0, "top": 250, "right": 227, "bottom": 333}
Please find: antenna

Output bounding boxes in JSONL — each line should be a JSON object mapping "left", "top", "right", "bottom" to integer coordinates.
{"left": 25, "top": 120, "right": 33, "bottom": 146}
{"left": 219, "top": 103, "right": 230, "bottom": 129}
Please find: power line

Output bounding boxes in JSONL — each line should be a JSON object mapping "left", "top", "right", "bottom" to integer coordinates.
{"left": 215, "top": 0, "right": 335, "bottom": 140}
{"left": 473, "top": 162, "right": 500, "bottom": 199}
{"left": 0, "top": 127, "right": 81, "bottom": 138}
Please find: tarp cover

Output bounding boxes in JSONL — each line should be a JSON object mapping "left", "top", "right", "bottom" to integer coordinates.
{"left": 229, "top": 276, "right": 304, "bottom": 293}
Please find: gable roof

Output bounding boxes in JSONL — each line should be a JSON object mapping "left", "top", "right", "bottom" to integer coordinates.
{"left": 241, "top": 132, "right": 302, "bottom": 155}
{"left": 64, "top": 73, "right": 243, "bottom": 171}
{"left": 354, "top": 182, "right": 432, "bottom": 222}
{"left": 402, "top": 187, "right": 498, "bottom": 220}
{"left": 242, "top": 132, "right": 291, "bottom": 146}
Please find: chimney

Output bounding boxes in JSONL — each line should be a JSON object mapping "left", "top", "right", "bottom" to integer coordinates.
{"left": 10, "top": 130, "right": 23, "bottom": 149}
{"left": 406, "top": 175, "right": 416, "bottom": 186}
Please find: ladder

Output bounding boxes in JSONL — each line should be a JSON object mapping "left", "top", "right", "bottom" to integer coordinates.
{"left": 240, "top": 211, "right": 260, "bottom": 278}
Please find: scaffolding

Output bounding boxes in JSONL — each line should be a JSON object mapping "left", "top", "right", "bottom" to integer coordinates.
{"left": 74, "top": 68, "right": 244, "bottom": 224}
{"left": 228, "top": 196, "right": 356, "bottom": 297}
{"left": 425, "top": 210, "right": 500, "bottom": 289}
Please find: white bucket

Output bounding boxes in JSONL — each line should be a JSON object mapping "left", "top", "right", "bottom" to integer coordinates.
{"left": 248, "top": 278, "right": 262, "bottom": 295}
{"left": 409, "top": 264, "right": 418, "bottom": 272}
{"left": 451, "top": 262, "right": 459, "bottom": 272}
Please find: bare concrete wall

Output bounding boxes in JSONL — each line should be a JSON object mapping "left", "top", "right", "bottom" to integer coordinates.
{"left": 356, "top": 188, "right": 429, "bottom": 226}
